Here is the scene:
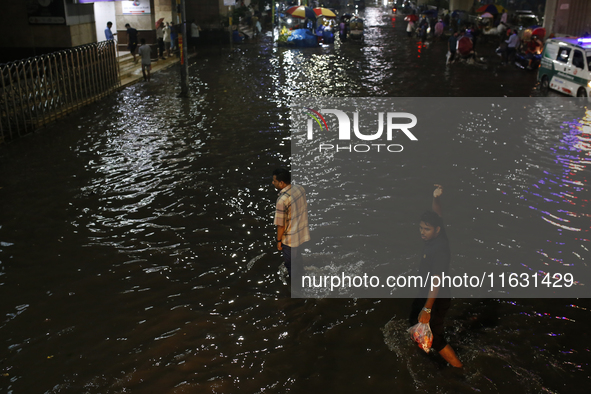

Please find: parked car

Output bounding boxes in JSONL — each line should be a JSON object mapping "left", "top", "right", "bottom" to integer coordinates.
{"left": 512, "top": 10, "right": 542, "bottom": 37}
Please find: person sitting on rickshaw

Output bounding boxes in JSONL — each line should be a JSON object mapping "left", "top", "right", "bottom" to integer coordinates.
{"left": 524, "top": 35, "right": 543, "bottom": 69}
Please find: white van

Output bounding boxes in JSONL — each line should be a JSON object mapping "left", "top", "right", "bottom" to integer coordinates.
{"left": 538, "top": 37, "right": 591, "bottom": 97}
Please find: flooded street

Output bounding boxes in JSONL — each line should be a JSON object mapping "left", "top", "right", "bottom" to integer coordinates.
{"left": 1, "top": 5, "right": 590, "bottom": 394}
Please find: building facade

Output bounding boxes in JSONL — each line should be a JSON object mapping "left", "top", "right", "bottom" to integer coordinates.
{"left": 0, "top": 0, "right": 216, "bottom": 64}
{"left": 543, "top": 0, "right": 591, "bottom": 37}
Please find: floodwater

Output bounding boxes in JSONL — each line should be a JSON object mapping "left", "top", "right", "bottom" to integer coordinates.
{"left": 1, "top": 5, "right": 590, "bottom": 394}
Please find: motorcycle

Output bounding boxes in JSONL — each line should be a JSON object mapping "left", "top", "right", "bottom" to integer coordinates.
{"left": 514, "top": 36, "right": 544, "bottom": 70}
{"left": 514, "top": 50, "right": 542, "bottom": 70}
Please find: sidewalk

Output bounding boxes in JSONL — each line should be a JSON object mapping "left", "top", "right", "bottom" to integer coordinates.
{"left": 116, "top": 51, "right": 185, "bottom": 88}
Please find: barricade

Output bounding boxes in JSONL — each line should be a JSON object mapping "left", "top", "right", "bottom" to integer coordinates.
{"left": 0, "top": 40, "right": 119, "bottom": 143}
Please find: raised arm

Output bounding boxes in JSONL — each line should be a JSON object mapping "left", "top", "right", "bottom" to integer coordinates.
{"left": 432, "top": 184, "right": 443, "bottom": 217}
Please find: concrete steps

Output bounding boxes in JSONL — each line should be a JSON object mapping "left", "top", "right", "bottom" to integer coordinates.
{"left": 117, "top": 51, "right": 188, "bottom": 88}
{"left": 239, "top": 25, "right": 255, "bottom": 38}
{"left": 117, "top": 53, "right": 140, "bottom": 81}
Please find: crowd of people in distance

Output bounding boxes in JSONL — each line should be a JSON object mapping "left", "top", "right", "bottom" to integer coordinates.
{"left": 404, "top": 8, "right": 545, "bottom": 68}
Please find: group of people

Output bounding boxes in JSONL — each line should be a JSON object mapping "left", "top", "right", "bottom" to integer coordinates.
{"left": 271, "top": 168, "right": 463, "bottom": 368}
{"left": 498, "top": 28, "right": 543, "bottom": 68}
{"left": 156, "top": 21, "right": 178, "bottom": 60}
{"left": 315, "top": 22, "right": 335, "bottom": 44}
{"left": 403, "top": 10, "right": 545, "bottom": 69}
{"left": 233, "top": 14, "right": 263, "bottom": 43}
{"left": 407, "top": 13, "right": 480, "bottom": 44}
{"left": 104, "top": 22, "right": 151, "bottom": 81}
{"left": 103, "top": 20, "right": 204, "bottom": 82}
{"left": 104, "top": 20, "right": 203, "bottom": 61}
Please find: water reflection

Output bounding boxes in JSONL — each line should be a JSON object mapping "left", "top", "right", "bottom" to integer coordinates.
{"left": 523, "top": 106, "right": 590, "bottom": 278}
{"left": 0, "top": 6, "right": 590, "bottom": 394}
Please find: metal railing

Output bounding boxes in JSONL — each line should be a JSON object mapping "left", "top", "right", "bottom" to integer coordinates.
{"left": 0, "top": 40, "right": 120, "bottom": 143}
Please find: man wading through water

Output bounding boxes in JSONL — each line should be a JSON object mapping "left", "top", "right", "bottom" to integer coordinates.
{"left": 272, "top": 168, "right": 310, "bottom": 279}
{"left": 409, "top": 184, "right": 463, "bottom": 368}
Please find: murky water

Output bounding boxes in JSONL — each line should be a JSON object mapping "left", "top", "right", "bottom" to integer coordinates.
{"left": 1, "top": 5, "right": 589, "bottom": 394}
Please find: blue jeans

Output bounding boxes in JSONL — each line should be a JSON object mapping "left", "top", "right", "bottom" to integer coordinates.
{"left": 281, "top": 243, "right": 302, "bottom": 276}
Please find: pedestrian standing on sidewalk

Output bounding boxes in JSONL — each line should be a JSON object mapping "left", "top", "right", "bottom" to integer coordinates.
{"left": 164, "top": 22, "right": 171, "bottom": 58}
{"left": 104, "top": 21, "right": 117, "bottom": 41}
{"left": 138, "top": 38, "right": 151, "bottom": 82}
{"left": 156, "top": 22, "right": 165, "bottom": 60}
{"left": 125, "top": 23, "right": 139, "bottom": 63}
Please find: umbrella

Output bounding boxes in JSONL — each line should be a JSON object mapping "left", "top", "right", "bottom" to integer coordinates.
{"left": 286, "top": 6, "right": 316, "bottom": 19}
{"left": 495, "top": 5, "right": 508, "bottom": 14}
{"left": 532, "top": 27, "right": 546, "bottom": 38}
{"left": 457, "top": 36, "right": 473, "bottom": 56}
{"left": 422, "top": 9, "right": 437, "bottom": 17}
{"left": 480, "top": 12, "right": 494, "bottom": 18}
{"left": 404, "top": 14, "right": 418, "bottom": 22}
{"left": 155, "top": 18, "right": 164, "bottom": 29}
{"left": 476, "top": 5, "right": 499, "bottom": 15}
{"left": 314, "top": 7, "right": 337, "bottom": 18}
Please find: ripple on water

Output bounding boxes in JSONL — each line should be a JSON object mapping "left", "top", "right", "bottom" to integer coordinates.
{"left": 0, "top": 6, "right": 588, "bottom": 394}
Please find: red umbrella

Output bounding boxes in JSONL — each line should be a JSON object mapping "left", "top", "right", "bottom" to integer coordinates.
{"left": 155, "top": 18, "right": 164, "bottom": 29}
{"left": 404, "top": 15, "right": 418, "bottom": 22}
{"left": 286, "top": 6, "right": 316, "bottom": 19}
{"left": 313, "top": 7, "right": 337, "bottom": 18}
{"left": 532, "top": 27, "right": 546, "bottom": 39}
{"left": 457, "top": 36, "right": 473, "bottom": 56}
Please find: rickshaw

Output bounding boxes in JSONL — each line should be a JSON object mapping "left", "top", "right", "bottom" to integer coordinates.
{"left": 349, "top": 17, "right": 364, "bottom": 40}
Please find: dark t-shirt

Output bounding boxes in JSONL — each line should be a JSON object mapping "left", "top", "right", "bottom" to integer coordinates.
{"left": 448, "top": 35, "right": 457, "bottom": 52}
{"left": 127, "top": 27, "right": 138, "bottom": 45}
{"left": 418, "top": 226, "right": 451, "bottom": 299}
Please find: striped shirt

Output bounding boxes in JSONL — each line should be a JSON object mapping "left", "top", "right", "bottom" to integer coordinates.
{"left": 274, "top": 184, "right": 310, "bottom": 248}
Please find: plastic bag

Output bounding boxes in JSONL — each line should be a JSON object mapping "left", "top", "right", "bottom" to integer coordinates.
{"left": 408, "top": 322, "right": 433, "bottom": 352}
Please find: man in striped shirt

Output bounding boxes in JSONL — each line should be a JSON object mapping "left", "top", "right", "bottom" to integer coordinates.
{"left": 272, "top": 168, "right": 310, "bottom": 276}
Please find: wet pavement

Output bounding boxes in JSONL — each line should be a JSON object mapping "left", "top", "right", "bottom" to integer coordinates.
{"left": 1, "top": 5, "right": 589, "bottom": 394}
